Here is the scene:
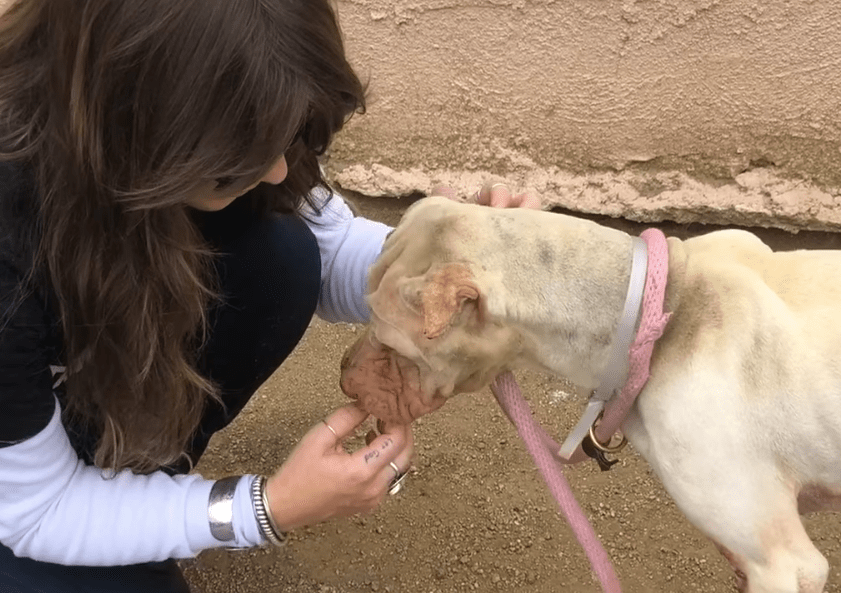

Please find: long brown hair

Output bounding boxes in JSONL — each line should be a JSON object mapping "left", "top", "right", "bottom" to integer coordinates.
{"left": 0, "top": 0, "right": 365, "bottom": 472}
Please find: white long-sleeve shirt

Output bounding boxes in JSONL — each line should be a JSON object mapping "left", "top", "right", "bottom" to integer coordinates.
{"left": 0, "top": 188, "right": 392, "bottom": 565}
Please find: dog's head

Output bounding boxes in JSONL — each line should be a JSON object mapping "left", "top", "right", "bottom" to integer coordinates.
{"left": 340, "top": 197, "right": 521, "bottom": 424}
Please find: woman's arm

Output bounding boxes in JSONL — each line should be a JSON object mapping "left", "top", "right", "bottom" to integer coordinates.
{"left": 0, "top": 398, "right": 266, "bottom": 564}
{"left": 0, "top": 262, "right": 264, "bottom": 565}
{"left": 302, "top": 186, "right": 392, "bottom": 324}
{"left": 0, "top": 398, "right": 265, "bottom": 565}
{"left": 303, "top": 183, "right": 540, "bottom": 325}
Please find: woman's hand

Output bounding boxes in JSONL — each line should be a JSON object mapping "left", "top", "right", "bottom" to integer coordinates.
{"left": 433, "top": 181, "right": 542, "bottom": 210}
{"left": 473, "top": 181, "right": 542, "bottom": 209}
{"left": 264, "top": 404, "right": 413, "bottom": 531}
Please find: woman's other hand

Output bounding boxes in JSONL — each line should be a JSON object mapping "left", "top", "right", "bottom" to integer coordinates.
{"left": 264, "top": 404, "right": 413, "bottom": 531}
{"left": 474, "top": 181, "right": 542, "bottom": 209}
{"left": 432, "top": 182, "right": 542, "bottom": 209}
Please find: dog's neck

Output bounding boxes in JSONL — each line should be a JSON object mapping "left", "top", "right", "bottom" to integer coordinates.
{"left": 474, "top": 209, "right": 637, "bottom": 389}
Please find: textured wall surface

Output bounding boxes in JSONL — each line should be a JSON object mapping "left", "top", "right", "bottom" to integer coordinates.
{"left": 2, "top": 0, "right": 837, "bottom": 229}
{"left": 328, "top": 0, "right": 841, "bottom": 231}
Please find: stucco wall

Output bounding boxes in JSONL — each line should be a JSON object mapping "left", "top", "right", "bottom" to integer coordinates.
{"left": 328, "top": 0, "right": 841, "bottom": 231}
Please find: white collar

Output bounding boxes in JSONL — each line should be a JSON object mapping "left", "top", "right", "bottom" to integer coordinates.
{"left": 558, "top": 236, "right": 648, "bottom": 459}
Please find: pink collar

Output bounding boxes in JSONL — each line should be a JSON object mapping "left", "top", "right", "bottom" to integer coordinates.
{"left": 597, "top": 229, "right": 671, "bottom": 440}
{"left": 558, "top": 228, "right": 671, "bottom": 463}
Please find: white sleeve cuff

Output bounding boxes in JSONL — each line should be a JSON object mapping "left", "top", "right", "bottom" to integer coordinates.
{"left": 0, "top": 398, "right": 264, "bottom": 565}
{"left": 232, "top": 474, "right": 266, "bottom": 548}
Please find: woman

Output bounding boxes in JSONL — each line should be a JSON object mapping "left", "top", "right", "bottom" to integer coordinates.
{"left": 0, "top": 1, "right": 412, "bottom": 591}
{"left": 0, "top": 0, "right": 536, "bottom": 590}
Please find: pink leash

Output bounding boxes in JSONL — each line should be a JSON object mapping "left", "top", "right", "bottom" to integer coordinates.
{"left": 491, "top": 371, "right": 623, "bottom": 591}
{"left": 490, "top": 229, "right": 671, "bottom": 592}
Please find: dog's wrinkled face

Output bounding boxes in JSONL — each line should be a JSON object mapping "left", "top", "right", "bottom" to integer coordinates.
{"left": 340, "top": 198, "right": 519, "bottom": 424}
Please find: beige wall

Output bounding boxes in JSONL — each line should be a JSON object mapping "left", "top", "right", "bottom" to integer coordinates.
{"left": 3, "top": 0, "right": 838, "bottom": 229}
{"left": 329, "top": 0, "right": 841, "bottom": 231}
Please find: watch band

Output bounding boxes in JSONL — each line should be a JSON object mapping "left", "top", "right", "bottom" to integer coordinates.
{"left": 207, "top": 476, "right": 241, "bottom": 542}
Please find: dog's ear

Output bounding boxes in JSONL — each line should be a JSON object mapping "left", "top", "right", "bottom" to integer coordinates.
{"left": 419, "top": 263, "right": 480, "bottom": 339}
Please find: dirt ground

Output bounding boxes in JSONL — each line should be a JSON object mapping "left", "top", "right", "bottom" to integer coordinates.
{"left": 181, "top": 194, "right": 841, "bottom": 593}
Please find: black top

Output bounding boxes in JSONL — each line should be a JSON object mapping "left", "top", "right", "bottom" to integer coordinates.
{"left": 0, "top": 161, "right": 61, "bottom": 446}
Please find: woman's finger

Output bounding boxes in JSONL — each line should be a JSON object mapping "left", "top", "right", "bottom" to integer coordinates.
{"left": 316, "top": 403, "right": 369, "bottom": 449}
{"left": 515, "top": 192, "right": 542, "bottom": 210}
{"left": 377, "top": 428, "right": 414, "bottom": 491}
{"left": 351, "top": 424, "right": 408, "bottom": 470}
{"left": 487, "top": 183, "right": 512, "bottom": 208}
{"left": 431, "top": 185, "right": 458, "bottom": 200}
{"left": 474, "top": 182, "right": 510, "bottom": 207}
{"left": 366, "top": 422, "right": 414, "bottom": 492}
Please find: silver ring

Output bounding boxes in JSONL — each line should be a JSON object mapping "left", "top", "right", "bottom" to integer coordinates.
{"left": 388, "top": 461, "right": 401, "bottom": 478}
{"left": 388, "top": 465, "right": 408, "bottom": 496}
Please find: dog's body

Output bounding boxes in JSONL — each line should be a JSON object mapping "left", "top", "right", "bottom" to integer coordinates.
{"left": 340, "top": 196, "right": 841, "bottom": 593}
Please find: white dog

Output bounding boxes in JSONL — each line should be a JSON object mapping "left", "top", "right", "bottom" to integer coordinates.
{"left": 341, "top": 196, "right": 841, "bottom": 593}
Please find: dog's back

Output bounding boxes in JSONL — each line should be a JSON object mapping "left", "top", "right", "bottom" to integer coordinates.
{"left": 672, "top": 230, "right": 841, "bottom": 383}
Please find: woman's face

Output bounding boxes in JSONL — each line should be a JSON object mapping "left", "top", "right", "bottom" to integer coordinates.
{"left": 186, "top": 155, "right": 289, "bottom": 211}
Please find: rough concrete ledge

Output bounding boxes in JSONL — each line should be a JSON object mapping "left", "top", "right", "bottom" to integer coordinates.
{"left": 328, "top": 163, "right": 841, "bottom": 234}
